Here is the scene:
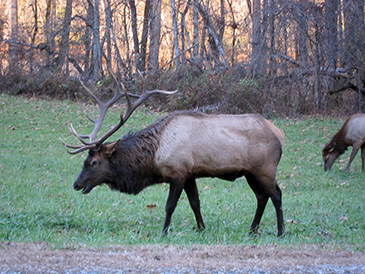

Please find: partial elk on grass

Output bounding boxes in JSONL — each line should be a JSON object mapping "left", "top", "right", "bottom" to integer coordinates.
{"left": 323, "top": 113, "right": 365, "bottom": 173}
{"left": 60, "top": 74, "right": 285, "bottom": 237}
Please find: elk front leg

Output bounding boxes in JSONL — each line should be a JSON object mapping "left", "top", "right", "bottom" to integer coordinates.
{"left": 162, "top": 178, "right": 183, "bottom": 235}
{"left": 344, "top": 144, "right": 361, "bottom": 173}
{"left": 184, "top": 178, "right": 205, "bottom": 231}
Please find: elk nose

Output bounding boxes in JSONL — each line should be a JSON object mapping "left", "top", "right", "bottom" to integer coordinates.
{"left": 73, "top": 182, "right": 81, "bottom": 190}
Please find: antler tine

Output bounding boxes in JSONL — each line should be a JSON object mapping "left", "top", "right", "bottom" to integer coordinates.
{"left": 59, "top": 137, "right": 96, "bottom": 154}
{"left": 60, "top": 73, "right": 177, "bottom": 154}
{"left": 69, "top": 124, "right": 93, "bottom": 145}
{"left": 78, "top": 76, "right": 126, "bottom": 143}
{"left": 122, "top": 89, "right": 178, "bottom": 123}
{"left": 79, "top": 78, "right": 103, "bottom": 106}
{"left": 94, "top": 88, "right": 177, "bottom": 145}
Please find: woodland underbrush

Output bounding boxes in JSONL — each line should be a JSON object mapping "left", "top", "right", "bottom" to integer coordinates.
{"left": 0, "top": 65, "right": 360, "bottom": 117}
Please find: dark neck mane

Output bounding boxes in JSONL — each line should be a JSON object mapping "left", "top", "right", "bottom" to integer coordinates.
{"left": 108, "top": 114, "right": 174, "bottom": 194}
{"left": 327, "top": 128, "right": 348, "bottom": 156}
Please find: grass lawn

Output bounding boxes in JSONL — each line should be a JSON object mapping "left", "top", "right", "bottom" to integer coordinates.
{"left": 0, "top": 94, "right": 364, "bottom": 250}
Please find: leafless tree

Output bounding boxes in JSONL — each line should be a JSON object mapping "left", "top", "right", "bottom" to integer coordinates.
{"left": 9, "top": 0, "right": 18, "bottom": 73}
{"left": 149, "top": 0, "right": 162, "bottom": 70}
{"left": 55, "top": 0, "right": 73, "bottom": 74}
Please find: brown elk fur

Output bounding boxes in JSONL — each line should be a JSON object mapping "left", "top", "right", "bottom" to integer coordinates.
{"left": 73, "top": 111, "right": 285, "bottom": 237}
{"left": 322, "top": 113, "right": 365, "bottom": 173}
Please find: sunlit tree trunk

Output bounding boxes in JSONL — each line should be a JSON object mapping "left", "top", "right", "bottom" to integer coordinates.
{"left": 268, "top": 0, "right": 276, "bottom": 75}
{"left": 129, "top": 0, "right": 141, "bottom": 72}
{"left": 227, "top": 0, "right": 238, "bottom": 66}
{"left": 193, "top": 0, "right": 199, "bottom": 58}
{"left": 251, "top": 0, "right": 261, "bottom": 77}
{"left": 56, "top": 0, "right": 73, "bottom": 74}
{"left": 122, "top": 5, "right": 132, "bottom": 76}
{"left": 84, "top": 1, "right": 93, "bottom": 76}
{"left": 181, "top": 0, "right": 191, "bottom": 65}
{"left": 44, "top": 0, "right": 56, "bottom": 66}
{"left": 9, "top": 0, "right": 18, "bottom": 73}
{"left": 198, "top": 1, "right": 228, "bottom": 67}
{"left": 149, "top": 0, "right": 161, "bottom": 70}
{"left": 30, "top": 0, "right": 38, "bottom": 73}
{"left": 92, "top": 0, "right": 102, "bottom": 81}
{"left": 171, "top": 0, "right": 180, "bottom": 67}
{"left": 140, "top": 0, "right": 151, "bottom": 71}
{"left": 104, "top": 0, "right": 112, "bottom": 73}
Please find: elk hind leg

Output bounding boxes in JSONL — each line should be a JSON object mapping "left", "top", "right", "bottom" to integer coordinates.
{"left": 184, "top": 178, "right": 205, "bottom": 231}
{"left": 162, "top": 178, "right": 184, "bottom": 235}
{"left": 270, "top": 182, "right": 284, "bottom": 237}
{"left": 246, "top": 173, "right": 269, "bottom": 235}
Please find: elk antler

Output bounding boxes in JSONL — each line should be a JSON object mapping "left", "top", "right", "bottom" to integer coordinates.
{"left": 60, "top": 73, "right": 177, "bottom": 154}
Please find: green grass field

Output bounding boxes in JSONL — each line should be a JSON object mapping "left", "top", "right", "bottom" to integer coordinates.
{"left": 0, "top": 94, "right": 364, "bottom": 250}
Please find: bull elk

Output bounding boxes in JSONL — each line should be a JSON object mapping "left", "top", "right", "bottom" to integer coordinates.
{"left": 60, "top": 75, "right": 285, "bottom": 237}
{"left": 322, "top": 113, "right": 365, "bottom": 173}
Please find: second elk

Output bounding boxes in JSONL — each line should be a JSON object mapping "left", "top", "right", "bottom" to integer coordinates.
{"left": 323, "top": 113, "right": 365, "bottom": 173}
{"left": 60, "top": 76, "right": 285, "bottom": 237}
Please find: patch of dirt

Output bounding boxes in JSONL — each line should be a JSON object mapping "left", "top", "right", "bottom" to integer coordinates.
{"left": 0, "top": 242, "right": 364, "bottom": 273}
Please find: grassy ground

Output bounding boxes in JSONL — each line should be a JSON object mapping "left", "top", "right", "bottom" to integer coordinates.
{"left": 0, "top": 94, "right": 364, "bottom": 250}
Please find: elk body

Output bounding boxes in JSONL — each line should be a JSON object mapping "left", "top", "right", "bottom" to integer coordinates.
{"left": 61, "top": 76, "right": 285, "bottom": 237}
{"left": 322, "top": 113, "right": 365, "bottom": 173}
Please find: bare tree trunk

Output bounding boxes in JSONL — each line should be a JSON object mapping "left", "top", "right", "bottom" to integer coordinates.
{"left": 227, "top": 0, "right": 238, "bottom": 66}
{"left": 251, "top": 0, "right": 261, "bottom": 77}
{"left": 200, "top": 25, "right": 207, "bottom": 67}
{"left": 325, "top": 0, "right": 338, "bottom": 70}
{"left": 296, "top": 7, "right": 308, "bottom": 67}
{"left": 180, "top": 0, "right": 191, "bottom": 65}
{"left": 30, "top": 0, "right": 38, "bottom": 73}
{"left": 122, "top": 5, "right": 132, "bottom": 77}
{"left": 84, "top": 0, "right": 93, "bottom": 77}
{"left": 129, "top": 0, "right": 141, "bottom": 72}
{"left": 193, "top": 0, "right": 199, "bottom": 58}
{"left": 218, "top": 0, "right": 225, "bottom": 41}
{"left": 325, "top": 0, "right": 339, "bottom": 98}
{"left": 104, "top": 0, "right": 112, "bottom": 73}
{"left": 56, "top": 0, "right": 73, "bottom": 74}
{"left": 262, "top": 0, "right": 269, "bottom": 74}
{"left": 0, "top": 10, "right": 4, "bottom": 74}
{"left": 314, "top": 9, "right": 322, "bottom": 110}
{"left": 149, "top": 0, "right": 161, "bottom": 70}
{"left": 140, "top": 0, "right": 151, "bottom": 72}
{"left": 268, "top": 0, "right": 276, "bottom": 75}
{"left": 110, "top": 23, "right": 127, "bottom": 78}
{"left": 44, "top": 0, "right": 55, "bottom": 66}
{"left": 92, "top": 0, "right": 101, "bottom": 81}
{"left": 198, "top": 1, "right": 228, "bottom": 67}
{"left": 9, "top": 0, "right": 18, "bottom": 73}
{"left": 343, "top": 0, "right": 365, "bottom": 110}
{"left": 170, "top": 0, "right": 180, "bottom": 67}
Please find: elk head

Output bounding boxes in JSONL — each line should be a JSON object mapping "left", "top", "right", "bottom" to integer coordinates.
{"left": 60, "top": 73, "right": 177, "bottom": 193}
{"left": 322, "top": 143, "right": 339, "bottom": 171}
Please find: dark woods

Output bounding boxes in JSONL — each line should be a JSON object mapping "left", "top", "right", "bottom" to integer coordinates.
{"left": 1, "top": 0, "right": 365, "bottom": 116}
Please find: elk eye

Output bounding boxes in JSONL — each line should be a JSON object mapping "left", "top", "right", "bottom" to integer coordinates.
{"left": 91, "top": 160, "right": 98, "bottom": 167}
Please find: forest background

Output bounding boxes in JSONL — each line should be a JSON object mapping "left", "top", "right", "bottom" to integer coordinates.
{"left": 0, "top": 0, "right": 365, "bottom": 117}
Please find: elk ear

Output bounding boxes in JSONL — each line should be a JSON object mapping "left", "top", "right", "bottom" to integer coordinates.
{"left": 328, "top": 143, "right": 335, "bottom": 152}
{"left": 103, "top": 140, "right": 120, "bottom": 157}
